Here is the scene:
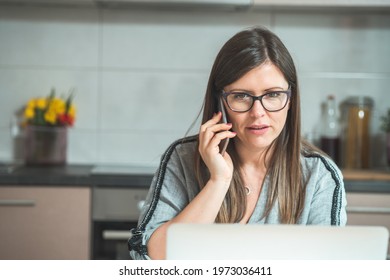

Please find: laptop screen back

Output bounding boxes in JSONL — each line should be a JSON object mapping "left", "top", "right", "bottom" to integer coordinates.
{"left": 166, "top": 224, "right": 388, "bottom": 260}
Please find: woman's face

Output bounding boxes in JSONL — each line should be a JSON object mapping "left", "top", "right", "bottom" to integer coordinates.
{"left": 223, "top": 62, "right": 290, "bottom": 154}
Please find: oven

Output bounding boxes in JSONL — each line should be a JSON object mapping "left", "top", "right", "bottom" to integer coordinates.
{"left": 91, "top": 166, "right": 153, "bottom": 260}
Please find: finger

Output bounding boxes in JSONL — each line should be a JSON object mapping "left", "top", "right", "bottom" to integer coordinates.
{"left": 202, "top": 131, "right": 236, "bottom": 156}
{"left": 199, "top": 112, "right": 222, "bottom": 147}
{"left": 209, "top": 130, "right": 237, "bottom": 148}
{"left": 205, "top": 122, "right": 232, "bottom": 135}
{"left": 200, "top": 112, "right": 222, "bottom": 133}
{"left": 199, "top": 122, "right": 232, "bottom": 150}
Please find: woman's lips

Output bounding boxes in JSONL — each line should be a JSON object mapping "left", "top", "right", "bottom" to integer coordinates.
{"left": 246, "top": 125, "right": 270, "bottom": 135}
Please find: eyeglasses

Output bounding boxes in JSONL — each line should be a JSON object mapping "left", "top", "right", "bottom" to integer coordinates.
{"left": 221, "top": 87, "right": 291, "bottom": 113}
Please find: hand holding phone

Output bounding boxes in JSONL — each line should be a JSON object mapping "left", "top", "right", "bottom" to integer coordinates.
{"left": 218, "top": 98, "right": 229, "bottom": 156}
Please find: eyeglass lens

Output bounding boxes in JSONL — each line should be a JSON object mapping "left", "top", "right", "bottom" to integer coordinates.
{"left": 226, "top": 91, "right": 289, "bottom": 112}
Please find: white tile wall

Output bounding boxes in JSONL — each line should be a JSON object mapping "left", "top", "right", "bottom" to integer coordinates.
{"left": 0, "top": 5, "right": 389, "bottom": 168}
{"left": 100, "top": 71, "right": 206, "bottom": 130}
{"left": 100, "top": 10, "right": 270, "bottom": 70}
{"left": 0, "top": 6, "right": 99, "bottom": 67}
{"left": 0, "top": 68, "right": 100, "bottom": 129}
{"left": 275, "top": 12, "right": 390, "bottom": 73}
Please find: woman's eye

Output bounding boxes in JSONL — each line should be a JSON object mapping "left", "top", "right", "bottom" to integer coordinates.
{"left": 265, "top": 92, "right": 281, "bottom": 98}
{"left": 232, "top": 93, "right": 250, "bottom": 101}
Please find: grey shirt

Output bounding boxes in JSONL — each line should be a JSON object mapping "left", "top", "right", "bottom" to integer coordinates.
{"left": 129, "top": 136, "right": 347, "bottom": 260}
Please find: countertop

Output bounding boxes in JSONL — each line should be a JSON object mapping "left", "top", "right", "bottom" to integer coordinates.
{"left": 342, "top": 169, "right": 390, "bottom": 193}
{"left": 0, "top": 164, "right": 389, "bottom": 192}
{"left": 0, "top": 164, "right": 155, "bottom": 188}
{"left": 342, "top": 169, "right": 390, "bottom": 181}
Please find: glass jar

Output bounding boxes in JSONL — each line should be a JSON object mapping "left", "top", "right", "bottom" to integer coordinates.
{"left": 341, "top": 97, "right": 373, "bottom": 169}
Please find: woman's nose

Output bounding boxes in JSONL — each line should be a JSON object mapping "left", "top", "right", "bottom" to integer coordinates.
{"left": 249, "top": 100, "right": 266, "bottom": 117}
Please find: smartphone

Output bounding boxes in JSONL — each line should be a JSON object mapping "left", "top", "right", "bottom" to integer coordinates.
{"left": 218, "top": 98, "right": 229, "bottom": 156}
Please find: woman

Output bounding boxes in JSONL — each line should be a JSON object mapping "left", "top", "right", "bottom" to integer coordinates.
{"left": 129, "top": 26, "right": 347, "bottom": 260}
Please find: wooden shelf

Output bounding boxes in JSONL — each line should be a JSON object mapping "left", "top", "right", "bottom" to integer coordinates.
{"left": 342, "top": 169, "right": 390, "bottom": 181}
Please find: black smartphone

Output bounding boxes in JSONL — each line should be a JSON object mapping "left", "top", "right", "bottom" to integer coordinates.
{"left": 218, "top": 98, "right": 229, "bottom": 156}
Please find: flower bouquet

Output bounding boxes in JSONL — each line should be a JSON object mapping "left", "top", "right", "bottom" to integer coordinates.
{"left": 24, "top": 88, "right": 76, "bottom": 127}
{"left": 23, "top": 88, "right": 76, "bottom": 165}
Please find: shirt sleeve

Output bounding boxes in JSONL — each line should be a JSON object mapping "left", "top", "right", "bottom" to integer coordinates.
{"left": 129, "top": 143, "right": 192, "bottom": 260}
{"left": 306, "top": 157, "right": 347, "bottom": 226}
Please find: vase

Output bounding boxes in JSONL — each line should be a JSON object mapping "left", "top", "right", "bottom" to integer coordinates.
{"left": 24, "top": 125, "right": 67, "bottom": 165}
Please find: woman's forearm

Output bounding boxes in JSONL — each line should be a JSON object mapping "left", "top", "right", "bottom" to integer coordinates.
{"left": 147, "top": 178, "right": 230, "bottom": 259}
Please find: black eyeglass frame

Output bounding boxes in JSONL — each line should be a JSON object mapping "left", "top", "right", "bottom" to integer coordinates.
{"left": 221, "top": 86, "right": 292, "bottom": 113}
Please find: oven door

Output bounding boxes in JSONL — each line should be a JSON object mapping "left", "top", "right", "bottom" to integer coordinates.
{"left": 93, "top": 221, "right": 137, "bottom": 260}
{"left": 92, "top": 186, "right": 148, "bottom": 260}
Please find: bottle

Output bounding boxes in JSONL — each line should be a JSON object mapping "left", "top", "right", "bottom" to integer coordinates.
{"left": 320, "top": 95, "right": 340, "bottom": 165}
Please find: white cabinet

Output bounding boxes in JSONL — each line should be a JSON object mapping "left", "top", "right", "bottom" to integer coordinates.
{"left": 2, "top": 0, "right": 389, "bottom": 9}
{"left": 0, "top": 0, "right": 94, "bottom": 6}
{"left": 346, "top": 192, "right": 390, "bottom": 259}
{"left": 252, "top": 0, "right": 390, "bottom": 8}
{"left": 0, "top": 186, "right": 91, "bottom": 260}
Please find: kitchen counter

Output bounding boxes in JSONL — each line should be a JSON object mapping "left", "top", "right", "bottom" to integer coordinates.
{"left": 342, "top": 169, "right": 390, "bottom": 181}
{"left": 342, "top": 169, "right": 390, "bottom": 193}
{"left": 0, "top": 164, "right": 389, "bottom": 192}
{"left": 0, "top": 164, "right": 155, "bottom": 188}
{"left": 0, "top": 164, "right": 93, "bottom": 186}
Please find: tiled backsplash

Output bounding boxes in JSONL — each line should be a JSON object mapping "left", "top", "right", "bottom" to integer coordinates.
{"left": 0, "top": 6, "right": 389, "bottom": 167}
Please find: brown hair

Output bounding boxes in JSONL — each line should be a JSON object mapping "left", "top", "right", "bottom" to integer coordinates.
{"left": 194, "top": 26, "right": 308, "bottom": 224}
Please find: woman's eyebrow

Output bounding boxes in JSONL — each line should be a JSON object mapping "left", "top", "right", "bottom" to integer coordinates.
{"left": 264, "top": 86, "right": 285, "bottom": 91}
{"left": 227, "top": 86, "right": 286, "bottom": 93}
{"left": 227, "top": 88, "right": 254, "bottom": 93}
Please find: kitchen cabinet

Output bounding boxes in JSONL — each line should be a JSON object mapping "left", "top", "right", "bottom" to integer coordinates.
{"left": 0, "top": 186, "right": 91, "bottom": 260}
{"left": 252, "top": 0, "right": 390, "bottom": 8}
{"left": 1, "top": 0, "right": 389, "bottom": 10}
{"left": 346, "top": 192, "right": 390, "bottom": 259}
{"left": 0, "top": 0, "right": 94, "bottom": 5}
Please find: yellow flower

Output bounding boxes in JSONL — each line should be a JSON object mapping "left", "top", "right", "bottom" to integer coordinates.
{"left": 36, "top": 98, "right": 47, "bottom": 109}
{"left": 52, "top": 98, "right": 66, "bottom": 114}
{"left": 68, "top": 105, "right": 76, "bottom": 118}
{"left": 44, "top": 110, "right": 57, "bottom": 124}
{"left": 26, "top": 99, "right": 36, "bottom": 109}
{"left": 23, "top": 88, "right": 76, "bottom": 127}
{"left": 24, "top": 107, "right": 35, "bottom": 119}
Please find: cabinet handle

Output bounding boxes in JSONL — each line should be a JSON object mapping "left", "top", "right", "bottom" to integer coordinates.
{"left": 347, "top": 206, "right": 390, "bottom": 214}
{"left": 102, "top": 230, "right": 132, "bottom": 240}
{"left": 0, "top": 199, "right": 36, "bottom": 207}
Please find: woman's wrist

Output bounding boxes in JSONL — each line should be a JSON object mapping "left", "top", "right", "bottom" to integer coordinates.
{"left": 209, "top": 176, "right": 232, "bottom": 191}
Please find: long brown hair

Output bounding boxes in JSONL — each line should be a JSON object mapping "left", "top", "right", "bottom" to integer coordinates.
{"left": 194, "top": 26, "right": 307, "bottom": 224}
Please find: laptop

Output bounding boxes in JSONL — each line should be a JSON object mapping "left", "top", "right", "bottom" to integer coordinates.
{"left": 166, "top": 224, "right": 389, "bottom": 260}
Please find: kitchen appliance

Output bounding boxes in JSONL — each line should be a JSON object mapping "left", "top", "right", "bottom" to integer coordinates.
{"left": 91, "top": 165, "right": 153, "bottom": 260}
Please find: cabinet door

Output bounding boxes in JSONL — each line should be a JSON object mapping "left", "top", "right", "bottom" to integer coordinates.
{"left": 0, "top": 186, "right": 90, "bottom": 260}
{"left": 346, "top": 192, "right": 390, "bottom": 259}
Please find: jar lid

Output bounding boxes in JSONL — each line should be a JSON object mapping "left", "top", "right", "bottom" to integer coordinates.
{"left": 344, "top": 96, "right": 374, "bottom": 107}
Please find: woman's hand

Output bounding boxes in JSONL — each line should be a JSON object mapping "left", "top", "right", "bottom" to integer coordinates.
{"left": 148, "top": 113, "right": 237, "bottom": 260}
{"left": 198, "top": 112, "right": 237, "bottom": 184}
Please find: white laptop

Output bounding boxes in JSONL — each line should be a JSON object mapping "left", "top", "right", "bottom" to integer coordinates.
{"left": 166, "top": 224, "right": 389, "bottom": 260}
